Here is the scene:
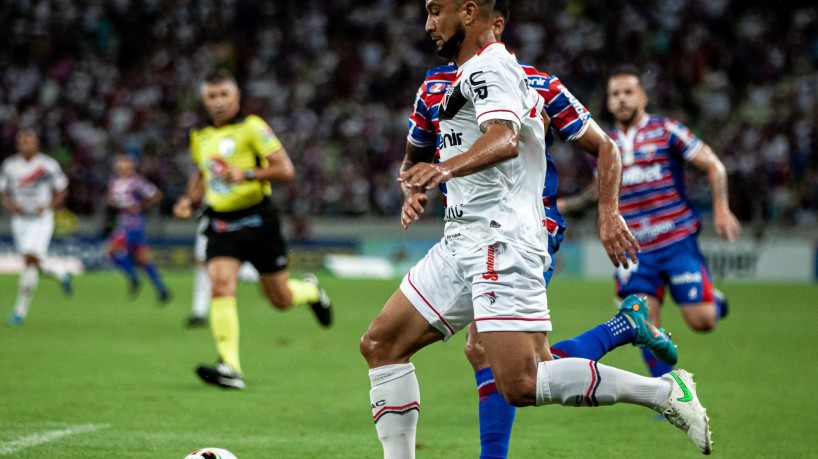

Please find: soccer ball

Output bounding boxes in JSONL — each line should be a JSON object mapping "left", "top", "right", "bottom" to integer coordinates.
{"left": 184, "top": 447, "right": 237, "bottom": 459}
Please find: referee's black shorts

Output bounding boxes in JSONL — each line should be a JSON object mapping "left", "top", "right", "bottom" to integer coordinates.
{"left": 205, "top": 198, "right": 288, "bottom": 274}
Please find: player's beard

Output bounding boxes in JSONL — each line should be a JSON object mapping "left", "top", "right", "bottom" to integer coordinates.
{"left": 616, "top": 106, "right": 639, "bottom": 126}
{"left": 437, "top": 22, "right": 466, "bottom": 61}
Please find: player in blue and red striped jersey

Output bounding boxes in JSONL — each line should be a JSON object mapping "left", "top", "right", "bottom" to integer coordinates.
{"left": 606, "top": 66, "right": 741, "bottom": 378}
{"left": 400, "top": 2, "right": 678, "bottom": 457}
{"left": 105, "top": 154, "right": 171, "bottom": 303}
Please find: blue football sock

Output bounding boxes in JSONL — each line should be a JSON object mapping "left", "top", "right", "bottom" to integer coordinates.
{"left": 143, "top": 263, "right": 168, "bottom": 294}
{"left": 111, "top": 252, "right": 138, "bottom": 282}
{"left": 641, "top": 347, "right": 674, "bottom": 377}
{"left": 550, "top": 314, "right": 637, "bottom": 361}
{"left": 714, "top": 292, "right": 729, "bottom": 319}
{"left": 475, "top": 367, "right": 515, "bottom": 459}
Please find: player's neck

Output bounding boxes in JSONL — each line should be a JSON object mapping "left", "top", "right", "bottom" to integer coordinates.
{"left": 617, "top": 111, "right": 646, "bottom": 132}
{"left": 455, "top": 30, "right": 496, "bottom": 66}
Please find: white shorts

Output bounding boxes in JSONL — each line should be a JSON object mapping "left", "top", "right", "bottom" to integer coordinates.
{"left": 12, "top": 213, "right": 54, "bottom": 259}
{"left": 400, "top": 239, "right": 551, "bottom": 341}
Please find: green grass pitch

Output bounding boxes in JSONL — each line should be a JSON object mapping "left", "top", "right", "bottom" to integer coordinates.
{"left": 0, "top": 271, "right": 816, "bottom": 457}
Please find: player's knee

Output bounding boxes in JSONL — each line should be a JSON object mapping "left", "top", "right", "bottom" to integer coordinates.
{"left": 359, "top": 327, "right": 401, "bottom": 367}
{"left": 685, "top": 307, "right": 717, "bottom": 332}
{"left": 359, "top": 331, "right": 382, "bottom": 364}
{"left": 493, "top": 372, "right": 537, "bottom": 407}
{"left": 210, "top": 278, "right": 236, "bottom": 298}
{"left": 689, "top": 317, "right": 717, "bottom": 332}
{"left": 463, "top": 341, "right": 489, "bottom": 372}
{"left": 496, "top": 378, "right": 537, "bottom": 407}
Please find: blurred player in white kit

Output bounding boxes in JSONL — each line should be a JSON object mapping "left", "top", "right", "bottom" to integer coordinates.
{"left": 0, "top": 128, "right": 73, "bottom": 326}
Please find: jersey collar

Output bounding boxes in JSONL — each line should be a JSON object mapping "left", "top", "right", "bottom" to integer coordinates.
{"left": 208, "top": 113, "right": 246, "bottom": 128}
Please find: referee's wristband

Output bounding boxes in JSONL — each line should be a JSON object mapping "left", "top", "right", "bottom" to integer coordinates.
{"left": 244, "top": 169, "right": 256, "bottom": 181}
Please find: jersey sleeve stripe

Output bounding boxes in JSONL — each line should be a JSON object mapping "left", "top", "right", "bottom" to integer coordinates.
{"left": 476, "top": 109, "right": 521, "bottom": 126}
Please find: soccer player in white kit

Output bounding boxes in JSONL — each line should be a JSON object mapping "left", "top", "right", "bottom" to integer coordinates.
{"left": 0, "top": 128, "right": 72, "bottom": 326}
{"left": 360, "top": 0, "right": 713, "bottom": 456}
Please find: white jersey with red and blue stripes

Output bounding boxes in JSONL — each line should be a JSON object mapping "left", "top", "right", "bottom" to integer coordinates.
{"left": 407, "top": 58, "right": 592, "bottom": 239}
{"left": 608, "top": 113, "right": 703, "bottom": 251}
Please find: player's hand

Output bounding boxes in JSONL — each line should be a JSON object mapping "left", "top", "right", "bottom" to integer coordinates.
{"left": 598, "top": 210, "right": 640, "bottom": 268}
{"left": 398, "top": 162, "right": 452, "bottom": 191}
{"left": 401, "top": 191, "right": 429, "bottom": 229}
{"left": 714, "top": 207, "right": 741, "bottom": 242}
{"left": 173, "top": 197, "right": 193, "bottom": 219}
{"left": 221, "top": 165, "right": 247, "bottom": 184}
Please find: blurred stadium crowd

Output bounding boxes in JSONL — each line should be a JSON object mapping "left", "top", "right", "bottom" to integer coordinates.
{"left": 0, "top": 0, "right": 816, "bottom": 227}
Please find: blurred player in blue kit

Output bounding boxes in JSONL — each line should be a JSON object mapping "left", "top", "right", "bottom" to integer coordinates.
{"left": 605, "top": 67, "right": 741, "bottom": 377}
{"left": 105, "top": 154, "right": 171, "bottom": 303}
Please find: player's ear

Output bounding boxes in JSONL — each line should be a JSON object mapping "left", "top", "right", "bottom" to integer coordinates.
{"left": 492, "top": 16, "right": 505, "bottom": 39}
{"left": 462, "top": 1, "right": 479, "bottom": 25}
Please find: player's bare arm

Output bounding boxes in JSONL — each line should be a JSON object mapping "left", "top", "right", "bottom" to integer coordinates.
{"left": 0, "top": 190, "right": 23, "bottom": 214}
{"left": 688, "top": 143, "right": 741, "bottom": 242}
{"left": 398, "top": 119, "right": 519, "bottom": 190}
{"left": 140, "top": 188, "right": 163, "bottom": 212}
{"left": 222, "top": 147, "right": 296, "bottom": 184}
{"left": 400, "top": 142, "right": 436, "bottom": 229}
{"left": 45, "top": 187, "right": 69, "bottom": 213}
{"left": 575, "top": 119, "right": 640, "bottom": 268}
{"left": 173, "top": 171, "right": 204, "bottom": 219}
{"left": 556, "top": 176, "right": 599, "bottom": 213}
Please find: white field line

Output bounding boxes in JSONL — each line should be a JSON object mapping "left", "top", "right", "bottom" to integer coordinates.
{"left": 0, "top": 423, "right": 110, "bottom": 456}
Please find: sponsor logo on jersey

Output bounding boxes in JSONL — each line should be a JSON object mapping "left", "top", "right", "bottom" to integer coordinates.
{"left": 444, "top": 205, "right": 464, "bottom": 221}
{"left": 528, "top": 75, "right": 550, "bottom": 89}
{"left": 482, "top": 244, "right": 499, "bottom": 281}
{"left": 557, "top": 84, "right": 590, "bottom": 122}
{"left": 631, "top": 220, "right": 675, "bottom": 242}
{"left": 439, "top": 129, "right": 463, "bottom": 149}
{"left": 469, "top": 71, "right": 488, "bottom": 99}
{"left": 622, "top": 163, "right": 663, "bottom": 186}
{"left": 427, "top": 82, "right": 450, "bottom": 94}
{"left": 670, "top": 271, "right": 703, "bottom": 285}
{"left": 637, "top": 127, "right": 665, "bottom": 142}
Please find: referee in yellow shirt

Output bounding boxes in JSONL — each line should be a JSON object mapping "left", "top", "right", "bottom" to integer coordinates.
{"left": 173, "top": 69, "right": 332, "bottom": 389}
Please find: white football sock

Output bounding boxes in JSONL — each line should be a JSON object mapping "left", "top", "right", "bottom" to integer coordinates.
{"left": 192, "top": 265, "right": 211, "bottom": 318}
{"left": 14, "top": 266, "right": 40, "bottom": 318}
{"left": 369, "top": 363, "right": 420, "bottom": 459}
{"left": 535, "top": 358, "right": 670, "bottom": 411}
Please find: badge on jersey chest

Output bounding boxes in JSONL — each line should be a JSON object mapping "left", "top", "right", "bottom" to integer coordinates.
{"left": 218, "top": 137, "right": 236, "bottom": 157}
{"left": 639, "top": 144, "right": 657, "bottom": 161}
{"left": 440, "top": 82, "right": 468, "bottom": 121}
